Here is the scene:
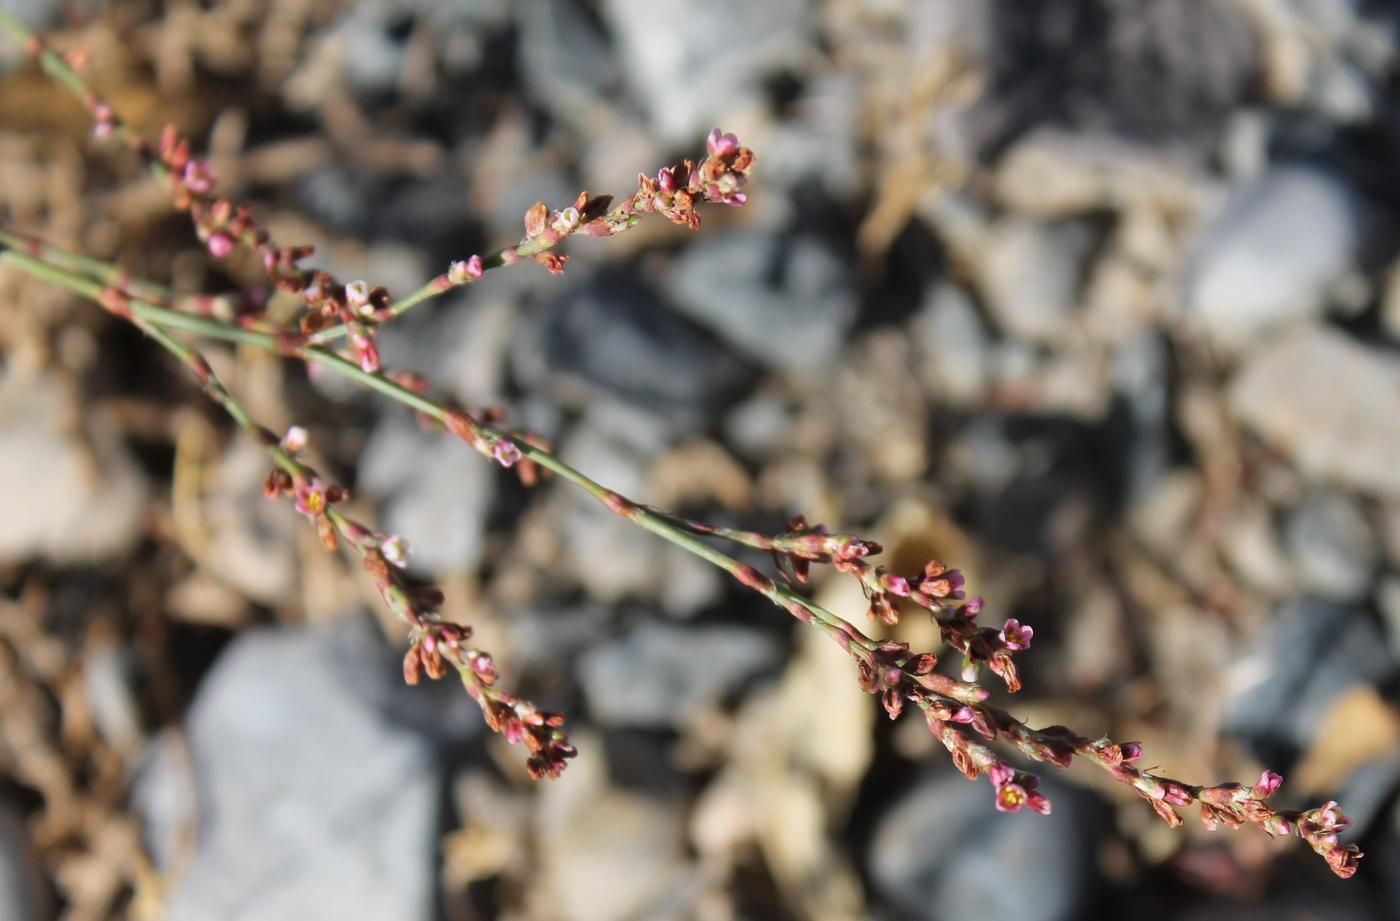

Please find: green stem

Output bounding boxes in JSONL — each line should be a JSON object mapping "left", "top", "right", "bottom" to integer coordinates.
{"left": 1, "top": 240, "right": 880, "bottom": 655}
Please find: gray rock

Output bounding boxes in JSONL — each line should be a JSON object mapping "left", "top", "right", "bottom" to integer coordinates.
{"left": 358, "top": 413, "right": 494, "bottom": 575}
{"left": 552, "top": 420, "right": 723, "bottom": 616}
{"left": 148, "top": 618, "right": 440, "bottom": 921}
{"left": 1224, "top": 597, "right": 1394, "bottom": 764}
{"left": 868, "top": 771, "right": 1103, "bottom": 921}
{"left": 1229, "top": 326, "right": 1400, "bottom": 498}
{"left": 1184, "top": 166, "right": 1360, "bottom": 345}
{"left": 579, "top": 622, "right": 781, "bottom": 729}
{"left": 976, "top": 216, "right": 1098, "bottom": 345}
{"left": 512, "top": 274, "right": 751, "bottom": 435}
{"left": 534, "top": 734, "right": 690, "bottom": 921}
{"left": 516, "top": 0, "right": 621, "bottom": 127}
{"left": 0, "top": 370, "right": 146, "bottom": 566}
{"left": 1378, "top": 577, "right": 1400, "bottom": 658}
{"left": 1283, "top": 492, "right": 1379, "bottom": 601}
{"left": 910, "top": 282, "right": 991, "bottom": 407}
{"left": 723, "top": 390, "right": 796, "bottom": 459}
{"left": 603, "top": 0, "right": 811, "bottom": 142}
{"left": 666, "top": 232, "right": 858, "bottom": 372}
{"left": 0, "top": 802, "right": 48, "bottom": 921}
{"left": 974, "top": 0, "right": 1255, "bottom": 153}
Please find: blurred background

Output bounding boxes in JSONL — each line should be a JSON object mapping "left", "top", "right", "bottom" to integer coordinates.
{"left": 2, "top": 0, "right": 1400, "bottom": 919}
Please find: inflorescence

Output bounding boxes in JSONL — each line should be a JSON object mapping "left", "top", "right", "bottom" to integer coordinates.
{"left": 0, "top": 8, "right": 1361, "bottom": 876}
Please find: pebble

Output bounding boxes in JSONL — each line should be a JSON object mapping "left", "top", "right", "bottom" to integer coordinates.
{"left": 910, "top": 282, "right": 991, "bottom": 407}
{"left": 975, "top": 215, "right": 1098, "bottom": 345}
{"left": 602, "top": 0, "right": 810, "bottom": 142}
{"left": 144, "top": 618, "right": 440, "bottom": 921}
{"left": 1282, "top": 491, "right": 1379, "bottom": 602}
{"left": 868, "top": 770, "right": 1104, "bottom": 921}
{"left": 1223, "top": 597, "right": 1394, "bottom": 766}
{"left": 579, "top": 621, "right": 781, "bottom": 729}
{"left": 358, "top": 414, "right": 494, "bottom": 575}
{"left": 0, "top": 371, "right": 146, "bottom": 566}
{"left": 1229, "top": 326, "right": 1400, "bottom": 498}
{"left": 666, "top": 231, "right": 858, "bottom": 373}
{"left": 513, "top": 273, "right": 751, "bottom": 436}
{"left": 1184, "top": 165, "right": 1360, "bottom": 346}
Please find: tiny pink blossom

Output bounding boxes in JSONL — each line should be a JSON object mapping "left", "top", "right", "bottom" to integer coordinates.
{"left": 999, "top": 618, "right": 1034, "bottom": 652}
{"left": 280, "top": 425, "right": 308, "bottom": 453}
{"left": 345, "top": 280, "right": 370, "bottom": 306}
{"left": 962, "top": 596, "right": 984, "bottom": 617}
{"left": 950, "top": 706, "right": 976, "bottom": 724}
{"left": 706, "top": 129, "right": 739, "bottom": 158}
{"left": 1119, "top": 741, "right": 1144, "bottom": 762}
{"left": 988, "top": 762, "right": 1015, "bottom": 787}
{"left": 1025, "top": 790, "right": 1053, "bottom": 815}
{"left": 493, "top": 439, "right": 523, "bottom": 467}
{"left": 995, "top": 782, "right": 1028, "bottom": 813}
{"left": 448, "top": 255, "right": 485, "bottom": 285}
{"left": 207, "top": 232, "right": 234, "bottom": 259}
{"left": 881, "top": 573, "right": 911, "bottom": 596}
{"left": 294, "top": 478, "right": 328, "bottom": 517}
{"left": 182, "top": 160, "right": 215, "bottom": 194}
{"left": 1252, "top": 770, "right": 1283, "bottom": 799}
{"left": 382, "top": 534, "right": 409, "bottom": 568}
{"left": 352, "top": 333, "right": 380, "bottom": 373}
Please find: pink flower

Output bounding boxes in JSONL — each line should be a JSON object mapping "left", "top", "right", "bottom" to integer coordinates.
{"left": 988, "top": 762, "right": 1016, "bottom": 788}
{"left": 706, "top": 129, "right": 740, "bottom": 158}
{"left": 1252, "top": 770, "right": 1283, "bottom": 800}
{"left": 181, "top": 159, "right": 215, "bottom": 194}
{"left": 294, "top": 478, "right": 328, "bottom": 517}
{"left": 995, "top": 782, "right": 1028, "bottom": 813}
{"left": 448, "top": 255, "right": 485, "bottom": 285}
{"left": 999, "top": 618, "right": 1034, "bottom": 652}
{"left": 352, "top": 333, "right": 380, "bottom": 373}
{"left": 207, "top": 232, "right": 233, "bottom": 259}
{"left": 381, "top": 534, "right": 409, "bottom": 568}
{"left": 881, "top": 573, "right": 911, "bottom": 596}
{"left": 280, "top": 425, "right": 308, "bottom": 453}
{"left": 493, "top": 439, "right": 523, "bottom": 467}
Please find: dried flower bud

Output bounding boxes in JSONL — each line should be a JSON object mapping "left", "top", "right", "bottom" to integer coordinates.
{"left": 524, "top": 201, "right": 549, "bottom": 238}
{"left": 402, "top": 647, "right": 422, "bottom": 685}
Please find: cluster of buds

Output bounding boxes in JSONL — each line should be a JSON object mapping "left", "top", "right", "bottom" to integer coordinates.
{"left": 509, "top": 191, "right": 617, "bottom": 274}
{"left": 480, "top": 697, "right": 577, "bottom": 780}
{"left": 269, "top": 448, "right": 576, "bottom": 778}
{"left": 766, "top": 516, "right": 1032, "bottom": 692}
{"left": 633, "top": 129, "right": 755, "bottom": 229}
